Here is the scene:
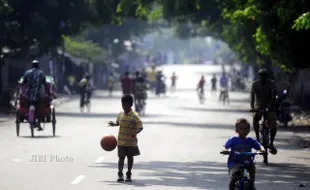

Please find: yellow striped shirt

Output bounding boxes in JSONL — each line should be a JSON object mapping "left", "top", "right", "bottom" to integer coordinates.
{"left": 117, "top": 110, "right": 143, "bottom": 147}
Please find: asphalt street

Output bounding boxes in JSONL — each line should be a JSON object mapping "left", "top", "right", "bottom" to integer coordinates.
{"left": 0, "top": 64, "right": 309, "bottom": 190}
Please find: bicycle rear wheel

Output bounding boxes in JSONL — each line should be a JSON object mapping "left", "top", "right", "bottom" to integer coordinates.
{"left": 86, "top": 101, "right": 91, "bottom": 112}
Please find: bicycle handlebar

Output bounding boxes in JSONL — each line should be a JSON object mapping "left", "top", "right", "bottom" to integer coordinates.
{"left": 220, "top": 151, "right": 264, "bottom": 156}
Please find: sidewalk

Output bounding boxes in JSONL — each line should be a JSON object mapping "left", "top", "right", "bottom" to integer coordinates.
{"left": 284, "top": 110, "right": 310, "bottom": 149}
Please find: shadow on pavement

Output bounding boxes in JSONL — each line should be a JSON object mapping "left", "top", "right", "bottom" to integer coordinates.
{"left": 91, "top": 94, "right": 171, "bottom": 100}
{"left": 274, "top": 135, "right": 310, "bottom": 150}
{"left": 93, "top": 161, "right": 228, "bottom": 189}
{"left": 228, "top": 98, "right": 250, "bottom": 103}
{"left": 144, "top": 121, "right": 233, "bottom": 130}
{"left": 19, "top": 135, "right": 61, "bottom": 139}
{"left": 180, "top": 107, "right": 249, "bottom": 114}
{"left": 91, "top": 161, "right": 310, "bottom": 189}
{"left": 56, "top": 112, "right": 168, "bottom": 118}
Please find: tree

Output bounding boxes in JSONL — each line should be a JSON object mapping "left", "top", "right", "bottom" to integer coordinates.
{"left": 116, "top": 0, "right": 310, "bottom": 71}
{"left": 293, "top": 12, "right": 310, "bottom": 31}
{"left": 62, "top": 36, "right": 107, "bottom": 63}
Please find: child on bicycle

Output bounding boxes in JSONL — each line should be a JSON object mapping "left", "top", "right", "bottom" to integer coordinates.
{"left": 222, "top": 118, "right": 265, "bottom": 190}
{"left": 108, "top": 94, "right": 143, "bottom": 182}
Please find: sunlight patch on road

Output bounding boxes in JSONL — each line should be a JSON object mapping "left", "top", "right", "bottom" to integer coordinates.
{"left": 12, "top": 159, "right": 21, "bottom": 162}
{"left": 71, "top": 175, "right": 86, "bottom": 184}
{"left": 95, "top": 156, "right": 105, "bottom": 163}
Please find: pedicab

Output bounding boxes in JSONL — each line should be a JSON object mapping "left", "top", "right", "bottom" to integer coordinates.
{"left": 15, "top": 75, "right": 57, "bottom": 137}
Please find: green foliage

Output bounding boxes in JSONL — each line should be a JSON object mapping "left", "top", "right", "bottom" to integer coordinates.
{"left": 293, "top": 12, "right": 310, "bottom": 31}
{"left": 63, "top": 35, "right": 106, "bottom": 63}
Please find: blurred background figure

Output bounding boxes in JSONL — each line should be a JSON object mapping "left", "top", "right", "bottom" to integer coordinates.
{"left": 171, "top": 72, "right": 177, "bottom": 93}
{"left": 148, "top": 66, "right": 157, "bottom": 93}
{"left": 108, "top": 72, "right": 114, "bottom": 97}
{"left": 211, "top": 73, "right": 217, "bottom": 96}
{"left": 120, "top": 71, "right": 134, "bottom": 95}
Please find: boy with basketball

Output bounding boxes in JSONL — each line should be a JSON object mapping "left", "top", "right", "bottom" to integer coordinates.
{"left": 222, "top": 118, "right": 265, "bottom": 190}
{"left": 108, "top": 94, "right": 143, "bottom": 182}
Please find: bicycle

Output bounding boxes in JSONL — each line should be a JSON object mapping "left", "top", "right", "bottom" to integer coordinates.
{"left": 80, "top": 87, "right": 95, "bottom": 113}
{"left": 220, "top": 151, "right": 264, "bottom": 190}
{"left": 250, "top": 109, "right": 270, "bottom": 165}
{"left": 219, "top": 87, "right": 229, "bottom": 105}
{"left": 197, "top": 88, "right": 205, "bottom": 104}
{"left": 135, "top": 99, "right": 145, "bottom": 116}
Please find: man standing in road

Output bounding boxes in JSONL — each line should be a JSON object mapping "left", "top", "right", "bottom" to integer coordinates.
{"left": 120, "top": 71, "right": 134, "bottom": 95}
{"left": 250, "top": 68, "right": 278, "bottom": 155}
{"left": 170, "top": 72, "right": 177, "bottom": 93}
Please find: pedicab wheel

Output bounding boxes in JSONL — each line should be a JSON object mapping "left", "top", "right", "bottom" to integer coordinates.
{"left": 15, "top": 111, "right": 20, "bottom": 137}
{"left": 52, "top": 108, "right": 56, "bottom": 136}
{"left": 30, "top": 123, "right": 34, "bottom": 137}
{"left": 86, "top": 101, "right": 91, "bottom": 113}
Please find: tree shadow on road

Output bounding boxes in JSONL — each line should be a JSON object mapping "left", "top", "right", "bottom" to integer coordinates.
{"left": 180, "top": 107, "right": 249, "bottom": 114}
{"left": 228, "top": 98, "right": 250, "bottom": 103}
{"left": 92, "top": 161, "right": 228, "bottom": 189}
{"left": 143, "top": 121, "right": 233, "bottom": 130}
{"left": 55, "top": 112, "right": 169, "bottom": 119}
{"left": 91, "top": 161, "right": 310, "bottom": 189}
{"left": 91, "top": 94, "right": 171, "bottom": 100}
{"left": 19, "top": 135, "right": 61, "bottom": 139}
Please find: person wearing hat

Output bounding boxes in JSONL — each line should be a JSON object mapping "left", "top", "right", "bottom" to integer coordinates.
{"left": 250, "top": 68, "right": 278, "bottom": 154}
{"left": 22, "top": 60, "right": 47, "bottom": 131}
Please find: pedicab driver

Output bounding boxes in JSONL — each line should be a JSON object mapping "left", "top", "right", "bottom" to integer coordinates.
{"left": 22, "top": 60, "right": 47, "bottom": 131}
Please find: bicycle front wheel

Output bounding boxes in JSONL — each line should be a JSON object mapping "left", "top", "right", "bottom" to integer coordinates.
{"left": 262, "top": 128, "right": 269, "bottom": 165}
{"left": 241, "top": 181, "right": 251, "bottom": 190}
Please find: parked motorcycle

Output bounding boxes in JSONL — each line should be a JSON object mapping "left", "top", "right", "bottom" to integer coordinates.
{"left": 276, "top": 89, "right": 292, "bottom": 127}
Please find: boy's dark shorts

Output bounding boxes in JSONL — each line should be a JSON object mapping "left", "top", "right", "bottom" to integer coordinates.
{"left": 118, "top": 146, "right": 140, "bottom": 157}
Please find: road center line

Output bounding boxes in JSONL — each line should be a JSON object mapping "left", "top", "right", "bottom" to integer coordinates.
{"left": 71, "top": 175, "right": 86, "bottom": 184}
{"left": 95, "top": 156, "right": 105, "bottom": 163}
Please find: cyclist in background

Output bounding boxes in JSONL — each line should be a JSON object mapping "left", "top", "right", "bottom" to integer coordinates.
{"left": 250, "top": 69, "right": 277, "bottom": 155}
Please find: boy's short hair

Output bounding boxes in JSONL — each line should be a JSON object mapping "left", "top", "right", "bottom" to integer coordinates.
{"left": 235, "top": 118, "right": 250, "bottom": 130}
{"left": 121, "top": 94, "right": 134, "bottom": 106}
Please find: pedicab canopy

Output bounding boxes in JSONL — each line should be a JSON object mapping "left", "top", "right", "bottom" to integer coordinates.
{"left": 18, "top": 75, "right": 56, "bottom": 87}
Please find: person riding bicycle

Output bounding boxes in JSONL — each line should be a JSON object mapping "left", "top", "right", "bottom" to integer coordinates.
{"left": 21, "top": 60, "right": 47, "bottom": 131}
{"left": 170, "top": 72, "right": 177, "bottom": 93}
{"left": 197, "top": 75, "right": 205, "bottom": 96}
{"left": 155, "top": 70, "right": 166, "bottom": 95}
{"left": 211, "top": 73, "right": 217, "bottom": 95}
{"left": 222, "top": 118, "right": 265, "bottom": 190}
{"left": 133, "top": 71, "right": 147, "bottom": 112}
{"left": 219, "top": 72, "right": 229, "bottom": 102}
{"left": 79, "top": 74, "right": 93, "bottom": 110}
{"left": 250, "top": 68, "right": 277, "bottom": 155}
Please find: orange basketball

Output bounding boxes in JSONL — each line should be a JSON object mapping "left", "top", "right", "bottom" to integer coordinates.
{"left": 100, "top": 135, "right": 117, "bottom": 151}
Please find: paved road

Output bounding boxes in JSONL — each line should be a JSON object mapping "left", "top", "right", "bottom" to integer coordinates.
{"left": 0, "top": 64, "right": 309, "bottom": 190}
